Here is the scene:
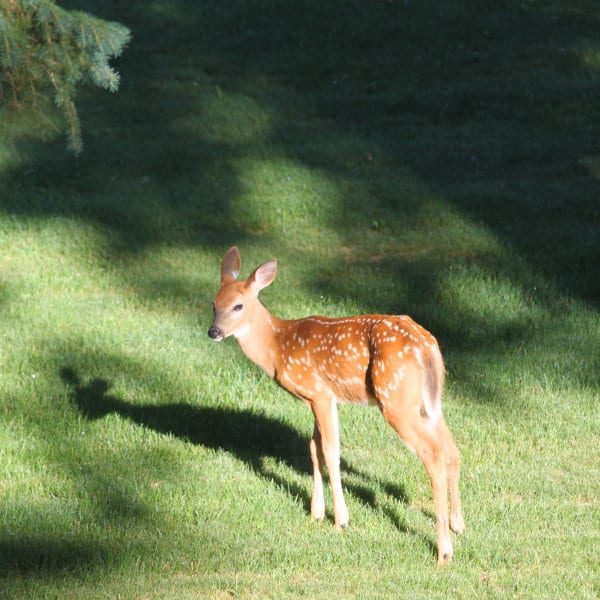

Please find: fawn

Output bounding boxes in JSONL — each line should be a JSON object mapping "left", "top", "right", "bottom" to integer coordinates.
{"left": 208, "top": 247, "right": 464, "bottom": 564}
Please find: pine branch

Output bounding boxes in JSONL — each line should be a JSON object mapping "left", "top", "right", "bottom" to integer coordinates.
{"left": 1, "top": 0, "right": 130, "bottom": 153}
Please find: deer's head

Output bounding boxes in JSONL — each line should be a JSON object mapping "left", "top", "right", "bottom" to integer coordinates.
{"left": 208, "top": 246, "right": 277, "bottom": 341}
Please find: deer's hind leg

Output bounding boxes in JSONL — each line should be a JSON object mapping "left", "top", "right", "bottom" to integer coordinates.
{"left": 373, "top": 366, "right": 453, "bottom": 564}
{"left": 385, "top": 413, "right": 454, "bottom": 564}
{"left": 436, "top": 418, "right": 464, "bottom": 534}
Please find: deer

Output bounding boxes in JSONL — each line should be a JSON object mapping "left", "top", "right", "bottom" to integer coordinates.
{"left": 208, "top": 247, "right": 465, "bottom": 564}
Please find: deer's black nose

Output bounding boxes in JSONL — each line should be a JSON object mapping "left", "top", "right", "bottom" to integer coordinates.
{"left": 208, "top": 326, "right": 223, "bottom": 340}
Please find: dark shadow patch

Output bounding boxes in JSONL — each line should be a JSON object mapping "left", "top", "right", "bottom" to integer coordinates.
{"left": 61, "top": 366, "right": 423, "bottom": 535}
{"left": 380, "top": 507, "right": 438, "bottom": 559}
{"left": 60, "top": 366, "right": 310, "bottom": 476}
{"left": 381, "top": 482, "right": 411, "bottom": 506}
{"left": 0, "top": 535, "right": 113, "bottom": 576}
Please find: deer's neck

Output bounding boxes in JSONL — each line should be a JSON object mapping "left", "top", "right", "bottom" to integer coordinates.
{"left": 235, "top": 301, "right": 288, "bottom": 378}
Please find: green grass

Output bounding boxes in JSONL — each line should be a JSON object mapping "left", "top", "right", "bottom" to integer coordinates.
{"left": 1, "top": 0, "right": 599, "bottom": 598}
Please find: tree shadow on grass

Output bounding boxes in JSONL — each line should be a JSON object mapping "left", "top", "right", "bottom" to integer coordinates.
{"left": 1, "top": 1, "right": 598, "bottom": 313}
{"left": 0, "top": 535, "right": 114, "bottom": 580}
{"left": 59, "top": 366, "right": 431, "bottom": 545}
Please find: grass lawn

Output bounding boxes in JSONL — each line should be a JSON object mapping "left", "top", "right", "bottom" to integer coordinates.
{"left": 1, "top": 0, "right": 599, "bottom": 597}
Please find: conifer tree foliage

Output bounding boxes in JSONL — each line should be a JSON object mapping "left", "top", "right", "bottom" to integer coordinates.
{"left": 0, "top": 0, "right": 130, "bottom": 153}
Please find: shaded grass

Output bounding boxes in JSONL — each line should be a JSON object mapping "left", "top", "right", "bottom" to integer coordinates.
{"left": 1, "top": 0, "right": 599, "bottom": 598}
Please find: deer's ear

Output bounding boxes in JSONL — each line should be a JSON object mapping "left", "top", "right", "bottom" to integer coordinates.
{"left": 221, "top": 246, "right": 241, "bottom": 284}
{"left": 246, "top": 259, "right": 277, "bottom": 292}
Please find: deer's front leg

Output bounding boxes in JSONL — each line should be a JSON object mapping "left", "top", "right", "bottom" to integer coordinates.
{"left": 311, "top": 398, "right": 349, "bottom": 529}
{"left": 309, "top": 422, "right": 325, "bottom": 521}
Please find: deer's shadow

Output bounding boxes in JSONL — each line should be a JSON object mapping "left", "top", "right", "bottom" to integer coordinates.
{"left": 60, "top": 366, "right": 430, "bottom": 548}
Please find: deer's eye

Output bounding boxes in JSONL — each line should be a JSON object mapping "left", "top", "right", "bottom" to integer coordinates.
{"left": 233, "top": 304, "right": 243, "bottom": 312}
{"left": 212, "top": 302, "right": 216, "bottom": 313}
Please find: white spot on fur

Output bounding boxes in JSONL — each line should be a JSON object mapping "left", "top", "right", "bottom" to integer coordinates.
{"left": 413, "top": 347, "right": 423, "bottom": 366}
